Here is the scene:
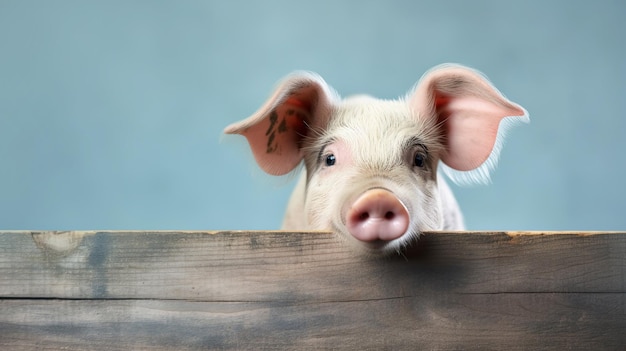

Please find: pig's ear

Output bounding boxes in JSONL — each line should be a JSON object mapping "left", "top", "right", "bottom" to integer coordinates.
{"left": 408, "top": 64, "right": 529, "bottom": 185}
{"left": 224, "top": 72, "right": 338, "bottom": 175}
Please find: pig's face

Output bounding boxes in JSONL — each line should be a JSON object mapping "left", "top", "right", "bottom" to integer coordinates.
{"left": 302, "top": 97, "right": 445, "bottom": 253}
{"left": 224, "top": 64, "right": 528, "bottom": 255}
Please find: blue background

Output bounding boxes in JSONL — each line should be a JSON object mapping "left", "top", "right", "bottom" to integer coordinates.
{"left": 1, "top": 0, "right": 624, "bottom": 231}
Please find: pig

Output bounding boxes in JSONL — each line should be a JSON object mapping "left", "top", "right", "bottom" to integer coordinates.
{"left": 224, "top": 64, "right": 528, "bottom": 255}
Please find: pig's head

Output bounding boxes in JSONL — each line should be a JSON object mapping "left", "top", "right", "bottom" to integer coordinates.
{"left": 224, "top": 64, "right": 528, "bottom": 255}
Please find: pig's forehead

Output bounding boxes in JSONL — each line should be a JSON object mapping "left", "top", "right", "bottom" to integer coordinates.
{"left": 327, "top": 99, "right": 437, "bottom": 143}
{"left": 334, "top": 97, "right": 411, "bottom": 118}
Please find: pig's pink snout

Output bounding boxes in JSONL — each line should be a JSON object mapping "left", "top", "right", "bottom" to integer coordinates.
{"left": 345, "top": 189, "right": 410, "bottom": 243}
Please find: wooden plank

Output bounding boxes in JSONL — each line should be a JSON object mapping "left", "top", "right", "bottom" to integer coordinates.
{"left": 0, "top": 231, "right": 625, "bottom": 350}
{"left": 1, "top": 294, "right": 624, "bottom": 350}
{"left": 1, "top": 231, "right": 624, "bottom": 299}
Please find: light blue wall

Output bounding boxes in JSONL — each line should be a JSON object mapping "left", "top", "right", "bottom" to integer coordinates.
{"left": 1, "top": 0, "right": 624, "bottom": 231}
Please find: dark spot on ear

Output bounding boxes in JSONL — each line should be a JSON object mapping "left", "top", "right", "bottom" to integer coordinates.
{"left": 265, "top": 110, "right": 281, "bottom": 154}
{"left": 265, "top": 110, "right": 279, "bottom": 136}
{"left": 266, "top": 131, "right": 277, "bottom": 154}
{"left": 278, "top": 117, "right": 288, "bottom": 133}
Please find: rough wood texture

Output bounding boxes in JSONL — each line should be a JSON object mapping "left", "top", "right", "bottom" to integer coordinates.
{"left": 1, "top": 231, "right": 625, "bottom": 350}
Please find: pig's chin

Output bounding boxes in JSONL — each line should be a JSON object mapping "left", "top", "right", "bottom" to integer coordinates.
{"left": 331, "top": 221, "right": 419, "bottom": 256}
{"left": 359, "top": 238, "right": 411, "bottom": 255}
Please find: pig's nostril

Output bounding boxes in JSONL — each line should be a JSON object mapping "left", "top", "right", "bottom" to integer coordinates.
{"left": 357, "top": 211, "right": 395, "bottom": 222}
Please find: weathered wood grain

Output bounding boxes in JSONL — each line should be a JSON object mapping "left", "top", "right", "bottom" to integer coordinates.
{"left": 1, "top": 231, "right": 625, "bottom": 350}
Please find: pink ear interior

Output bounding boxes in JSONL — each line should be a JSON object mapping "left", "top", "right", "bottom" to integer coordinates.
{"left": 435, "top": 93, "right": 524, "bottom": 171}
{"left": 410, "top": 64, "right": 528, "bottom": 179}
{"left": 223, "top": 73, "right": 335, "bottom": 175}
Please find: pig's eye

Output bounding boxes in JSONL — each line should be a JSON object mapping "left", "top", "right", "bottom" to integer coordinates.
{"left": 414, "top": 153, "right": 426, "bottom": 168}
{"left": 325, "top": 154, "right": 336, "bottom": 167}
